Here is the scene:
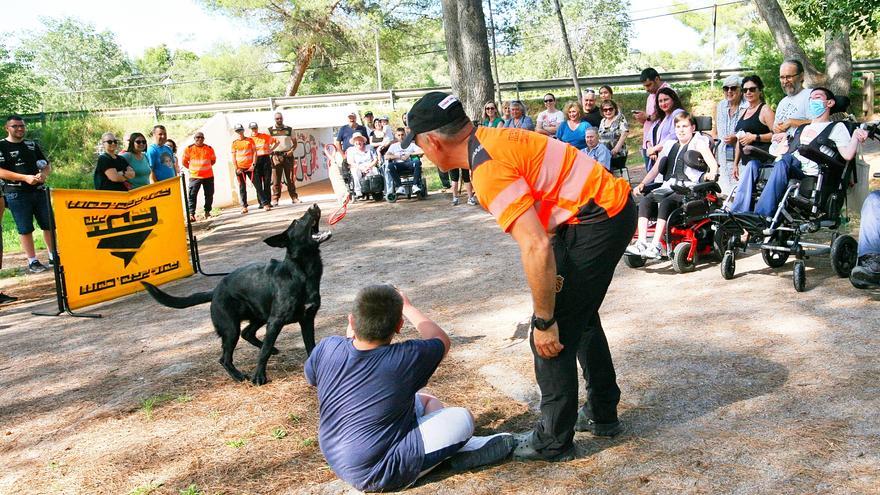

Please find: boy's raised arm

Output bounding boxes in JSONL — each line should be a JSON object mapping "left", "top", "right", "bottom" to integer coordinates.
{"left": 399, "top": 290, "right": 450, "bottom": 357}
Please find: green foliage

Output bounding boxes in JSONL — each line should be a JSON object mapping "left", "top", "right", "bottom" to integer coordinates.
{"left": 224, "top": 439, "right": 246, "bottom": 448}
{"left": 784, "top": 0, "right": 880, "bottom": 37}
{"left": 178, "top": 485, "right": 203, "bottom": 495}
{"left": 0, "top": 44, "right": 40, "bottom": 114}
{"left": 19, "top": 17, "right": 133, "bottom": 110}
{"left": 270, "top": 427, "right": 288, "bottom": 439}
{"left": 128, "top": 483, "right": 163, "bottom": 495}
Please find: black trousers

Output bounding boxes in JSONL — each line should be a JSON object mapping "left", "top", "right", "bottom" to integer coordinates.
{"left": 188, "top": 177, "right": 214, "bottom": 216}
{"left": 530, "top": 196, "right": 637, "bottom": 456}
{"left": 253, "top": 155, "right": 273, "bottom": 207}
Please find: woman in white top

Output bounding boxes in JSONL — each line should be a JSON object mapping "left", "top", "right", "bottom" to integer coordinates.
{"left": 535, "top": 93, "right": 564, "bottom": 137}
{"left": 628, "top": 112, "right": 719, "bottom": 259}
{"left": 713, "top": 74, "right": 748, "bottom": 194}
{"left": 345, "top": 132, "right": 379, "bottom": 199}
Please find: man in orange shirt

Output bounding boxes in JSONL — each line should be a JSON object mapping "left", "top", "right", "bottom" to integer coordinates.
{"left": 231, "top": 123, "right": 257, "bottom": 214}
{"left": 403, "top": 92, "right": 637, "bottom": 462}
{"left": 182, "top": 131, "right": 217, "bottom": 222}
{"left": 249, "top": 122, "right": 276, "bottom": 211}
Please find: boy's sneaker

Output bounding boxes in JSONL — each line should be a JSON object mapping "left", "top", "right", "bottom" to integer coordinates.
{"left": 412, "top": 185, "right": 422, "bottom": 194}
{"left": 28, "top": 260, "right": 48, "bottom": 274}
{"left": 644, "top": 243, "right": 662, "bottom": 259}
{"left": 448, "top": 433, "right": 515, "bottom": 471}
{"left": 574, "top": 406, "right": 623, "bottom": 437}
{"left": 452, "top": 196, "right": 460, "bottom": 206}
{"left": 0, "top": 292, "right": 18, "bottom": 305}
{"left": 511, "top": 431, "right": 576, "bottom": 462}
{"left": 625, "top": 241, "right": 647, "bottom": 256}
{"left": 396, "top": 186, "right": 407, "bottom": 195}
{"left": 467, "top": 196, "right": 477, "bottom": 206}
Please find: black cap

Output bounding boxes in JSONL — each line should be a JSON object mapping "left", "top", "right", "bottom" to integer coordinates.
{"left": 401, "top": 92, "right": 466, "bottom": 148}
{"left": 364, "top": 111, "right": 373, "bottom": 117}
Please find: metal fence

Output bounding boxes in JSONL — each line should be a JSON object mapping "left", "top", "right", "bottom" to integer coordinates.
{"left": 21, "top": 59, "right": 880, "bottom": 122}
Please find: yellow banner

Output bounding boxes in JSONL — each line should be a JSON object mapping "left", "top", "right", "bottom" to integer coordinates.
{"left": 52, "top": 178, "right": 195, "bottom": 309}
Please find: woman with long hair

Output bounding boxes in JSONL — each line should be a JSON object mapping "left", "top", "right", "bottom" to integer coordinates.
{"left": 644, "top": 87, "right": 685, "bottom": 170}
{"left": 122, "top": 132, "right": 152, "bottom": 188}
{"left": 732, "top": 74, "right": 775, "bottom": 180}
{"left": 481, "top": 101, "right": 504, "bottom": 127}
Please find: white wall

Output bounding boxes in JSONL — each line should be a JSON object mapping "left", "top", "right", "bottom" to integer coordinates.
{"left": 180, "top": 106, "right": 357, "bottom": 210}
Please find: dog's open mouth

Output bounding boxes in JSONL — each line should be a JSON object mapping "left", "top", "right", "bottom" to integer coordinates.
{"left": 312, "top": 231, "right": 332, "bottom": 244}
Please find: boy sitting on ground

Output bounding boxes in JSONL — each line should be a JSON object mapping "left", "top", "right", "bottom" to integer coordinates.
{"left": 305, "top": 285, "right": 514, "bottom": 492}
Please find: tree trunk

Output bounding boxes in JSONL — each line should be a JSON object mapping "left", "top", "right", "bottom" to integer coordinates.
{"left": 440, "top": 0, "right": 495, "bottom": 120}
{"left": 285, "top": 44, "right": 316, "bottom": 97}
{"left": 752, "top": 0, "right": 825, "bottom": 87}
{"left": 552, "top": 0, "right": 581, "bottom": 102}
{"left": 825, "top": 30, "right": 852, "bottom": 95}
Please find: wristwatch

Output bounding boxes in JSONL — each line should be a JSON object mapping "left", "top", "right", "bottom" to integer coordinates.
{"left": 531, "top": 314, "right": 556, "bottom": 331}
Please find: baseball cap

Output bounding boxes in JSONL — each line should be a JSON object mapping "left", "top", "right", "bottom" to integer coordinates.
{"left": 364, "top": 111, "right": 374, "bottom": 117}
{"left": 722, "top": 74, "right": 743, "bottom": 87}
{"left": 401, "top": 92, "right": 467, "bottom": 148}
{"left": 233, "top": 123, "right": 244, "bottom": 132}
{"left": 248, "top": 122, "right": 258, "bottom": 129}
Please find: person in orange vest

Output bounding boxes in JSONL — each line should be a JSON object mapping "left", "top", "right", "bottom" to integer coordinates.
{"left": 249, "top": 122, "right": 276, "bottom": 211}
{"left": 402, "top": 92, "right": 636, "bottom": 462}
{"left": 182, "top": 131, "right": 217, "bottom": 222}
{"left": 231, "top": 123, "right": 257, "bottom": 214}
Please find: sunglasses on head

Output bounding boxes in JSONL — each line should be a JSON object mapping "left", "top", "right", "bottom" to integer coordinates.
{"left": 722, "top": 86, "right": 738, "bottom": 91}
{"left": 743, "top": 86, "right": 759, "bottom": 93}
{"left": 104, "top": 139, "right": 118, "bottom": 145}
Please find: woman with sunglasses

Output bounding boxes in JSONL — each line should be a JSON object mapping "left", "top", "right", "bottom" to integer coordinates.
{"left": 535, "top": 93, "right": 564, "bottom": 136}
{"left": 644, "top": 87, "right": 685, "bottom": 171}
{"left": 732, "top": 75, "right": 775, "bottom": 180}
{"left": 94, "top": 132, "right": 135, "bottom": 191}
{"left": 504, "top": 101, "right": 535, "bottom": 130}
{"left": 122, "top": 132, "right": 152, "bottom": 188}
{"left": 597, "top": 100, "right": 629, "bottom": 170}
{"left": 713, "top": 75, "right": 748, "bottom": 194}
{"left": 481, "top": 101, "right": 504, "bottom": 128}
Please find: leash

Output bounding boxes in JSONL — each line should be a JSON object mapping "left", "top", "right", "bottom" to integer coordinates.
{"left": 328, "top": 195, "right": 350, "bottom": 225}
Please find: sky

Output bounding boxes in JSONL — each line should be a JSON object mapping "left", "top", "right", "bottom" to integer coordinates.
{"left": 6, "top": 0, "right": 701, "bottom": 58}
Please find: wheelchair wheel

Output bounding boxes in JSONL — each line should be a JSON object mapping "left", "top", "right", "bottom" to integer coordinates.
{"left": 418, "top": 178, "right": 428, "bottom": 198}
{"left": 672, "top": 242, "right": 696, "bottom": 274}
{"left": 386, "top": 192, "right": 397, "bottom": 203}
{"left": 371, "top": 192, "right": 383, "bottom": 201}
{"left": 830, "top": 234, "right": 858, "bottom": 278}
{"left": 721, "top": 250, "right": 736, "bottom": 280}
{"left": 761, "top": 248, "right": 789, "bottom": 268}
{"left": 793, "top": 260, "right": 806, "bottom": 292}
{"left": 624, "top": 253, "right": 646, "bottom": 268}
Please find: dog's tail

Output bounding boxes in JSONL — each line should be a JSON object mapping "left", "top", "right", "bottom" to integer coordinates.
{"left": 141, "top": 281, "right": 214, "bottom": 309}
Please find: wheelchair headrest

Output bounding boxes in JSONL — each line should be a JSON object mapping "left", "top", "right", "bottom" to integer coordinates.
{"left": 693, "top": 116, "right": 712, "bottom": 133}
{"left": 832, "top": 95, "right": 850, "bottom": 114}
{"left": 683, "top": 150, "right": 709, "bottom": 172}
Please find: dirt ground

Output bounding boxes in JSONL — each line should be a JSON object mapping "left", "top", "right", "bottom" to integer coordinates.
{"left": 2, "top": 149, "right": 880, "bottom": 495}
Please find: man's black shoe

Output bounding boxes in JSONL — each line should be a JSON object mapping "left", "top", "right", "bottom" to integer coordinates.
{"left": 851, "top": 254, "right": 880, "bottom": 289}
{"left": 574, "top": 406, "right": 623, "bottom": 437}
{"left": 511, "top": 431, "right": 576, "bottom": 462}
{"left": 0, "top": 293, "right": 18, "bottom": 305}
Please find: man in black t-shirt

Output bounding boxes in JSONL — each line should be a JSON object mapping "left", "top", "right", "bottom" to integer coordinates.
{"left": 0, "top": 115, "right": 55, "bottom": 274}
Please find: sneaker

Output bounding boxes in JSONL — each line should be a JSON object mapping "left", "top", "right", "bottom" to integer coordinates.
{"left": 412, "top": 185, "right": 422, "bottom": 194}
{"left": 644, "top": 243, "right": 662, "bottom": 260}
{"left": 447, "top": 433, "right": 515, "bottom": 471}
{"left": 467, "top": 195, "right": 477, "bottom": 206}
{"left": 0, "top": 293, "right": 18, "bottom": 305}
{"left": 851, "top": 254, "right": 880, "bottom": 289}
{"left": 625, "top": 241, "right": 647, "bottom": 256}
{"left": 574, "top": 406, "right": 624, "bottom": 437}
{"left": 452, "top": 196, "right": 460, "bottom": 206}
{"left": 511, "top": 431, "right": 576, "bottom": 462}
{"left": 28, "top": 260, "right": 48, "bottom": 274}
{"left": 396, "top": 186, "right": 407, "bottom": 195}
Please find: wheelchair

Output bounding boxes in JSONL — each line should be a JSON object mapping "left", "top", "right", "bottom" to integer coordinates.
{"left": 709, "top": 118, "right": 874, "bottom": 292}
{"left": 341, "top": 160, "right": 385, "bottom": 202}
{"left": 385, "top": 156, "right": 428, "bottom": 203}
{"left": 624, "top": 150, "right": 725, "bottom": 273}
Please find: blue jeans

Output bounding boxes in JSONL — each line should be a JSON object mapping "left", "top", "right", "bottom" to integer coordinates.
{"left": 754, "top": 154, "right": 805, "bottom": 217}
{"left": 730, "top": 159, "right": 772, "bottom": 213}
{"left": 859, "top": 191, "right": 880, "bottom": 257}
{"left": 386, "top": 159, "right": 422, "bottom": 189}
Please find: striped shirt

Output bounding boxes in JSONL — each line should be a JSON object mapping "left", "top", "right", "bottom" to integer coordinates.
{"left": 468, "top": 127, "right": 631, "bottom": 233}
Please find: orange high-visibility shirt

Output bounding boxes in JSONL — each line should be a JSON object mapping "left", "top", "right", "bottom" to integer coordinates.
{"left": 182, "top": 144, "right": 217, "bottom": 178}
{"left": 231, "top": 138, "right": 256, "bottom": 169}
{"left": 469, "top": 127, "right": 631, "bottom": 232}
{"left": 251, "top": 132, "right": 276, "bottom": 156}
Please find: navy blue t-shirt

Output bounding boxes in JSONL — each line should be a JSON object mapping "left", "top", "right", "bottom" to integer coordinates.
{"left": 336, "top": 125, "right": 369, "bottom": 152}
{"left": 305, "top": 336, "right": 445, "bottom": 492}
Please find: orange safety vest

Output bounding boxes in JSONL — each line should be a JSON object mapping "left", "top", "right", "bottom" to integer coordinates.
{"left": 469, "top": 127, "right": 631, "bottom": 232}
{"left": 231, "top": 138, "right": 256, "bottom": 169}
{"left": 251, "top": 132, "right": 275, "bottom": 157}
{"left": 183, "top": 144, "right": 216, "bottom": 178}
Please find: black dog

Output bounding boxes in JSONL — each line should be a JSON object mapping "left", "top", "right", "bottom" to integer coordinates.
{"left": 142, "top": 204, "right": 331, "bottom": 385}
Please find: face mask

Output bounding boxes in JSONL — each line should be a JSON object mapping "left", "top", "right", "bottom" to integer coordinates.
{"left": 808, "top": 99, "right": 827, "bottom": 119}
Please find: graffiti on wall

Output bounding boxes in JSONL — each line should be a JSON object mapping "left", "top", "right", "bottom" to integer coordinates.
{"left": 292, "top": 133, "right": 327, "bottom": 182}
